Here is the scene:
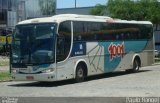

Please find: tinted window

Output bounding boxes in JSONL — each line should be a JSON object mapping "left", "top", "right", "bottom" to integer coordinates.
{"left": 86, "top": 22, "right": 101, "bottom": 41}
{"left": 57, "top": 21, "right": 71, "bottom": 62}
{"left": 114, "top": 23, "right": 139, "bottom": 40}
{"left": 73, "top": 22, "right": 84, "bottom": 41}
{"left": 12, "top": 23, "right": 56, "bottom": 64}
{"left": 73, "top": 21, "right": 114, "bottom": 41}
{"left": 139, "top": 24, "right": 153, "bottom": 39}
{"left": 100, "top": 23, "right": 115, "bottom": 40}
{"left": 73, "top": 21, "right": 152, "bottom": 42}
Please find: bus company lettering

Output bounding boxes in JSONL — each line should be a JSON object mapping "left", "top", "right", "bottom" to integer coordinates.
{"left": 108, "top": 42, "right": 125, "bottom": 61}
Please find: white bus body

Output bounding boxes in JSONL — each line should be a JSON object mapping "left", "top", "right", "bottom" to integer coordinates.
{"left": 11, "top": 14, "right": 154, "bottom": 82}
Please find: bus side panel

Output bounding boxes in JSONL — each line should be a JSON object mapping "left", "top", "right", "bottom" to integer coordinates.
{"left": 56, "top": 39, "right": 152, "bottom": 81}
{"left": 98, "top": 41, "right": 148, "bottom": 72}
{"left": 56, "top": 59, "right": 76, "bottom": 81}
{"left": 140, "top": 39, "right": 154, "bottom": 67}
{"left": 86, "top": 42, "right": 105, "bottom": 75}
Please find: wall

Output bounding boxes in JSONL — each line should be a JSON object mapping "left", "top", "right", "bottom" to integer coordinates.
{"left": 0, "top": 0, "right": 17, "bottom": 29}
{"left": 56, "top": 7, "right": 93, "bottom": 15}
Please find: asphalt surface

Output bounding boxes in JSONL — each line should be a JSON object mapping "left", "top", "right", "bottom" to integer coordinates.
{"left": 0, "top": 65, "right": 160, "bottom": 97}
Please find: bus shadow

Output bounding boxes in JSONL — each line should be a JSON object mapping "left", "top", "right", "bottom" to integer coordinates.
{"left": 8, "top": 70, "right": 151, "bottom": 87}
{"left": 86, "top": 70, "right": 151, "bottom": 82}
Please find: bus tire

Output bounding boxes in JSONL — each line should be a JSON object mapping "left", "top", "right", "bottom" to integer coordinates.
{"left": 75, "top": 64, "right": 85, "bottom": 82}
{"left": 132, "top": 58, "right": 140, "bottom": 72}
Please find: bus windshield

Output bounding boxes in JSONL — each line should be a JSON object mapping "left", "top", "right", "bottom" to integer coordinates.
{"left": 12, "top": 23, "right": 56, "bottom": 65}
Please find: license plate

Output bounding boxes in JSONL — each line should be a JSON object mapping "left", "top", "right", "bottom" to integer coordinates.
{"left": 26, "top": 76, "right": 34, "bottom": 80}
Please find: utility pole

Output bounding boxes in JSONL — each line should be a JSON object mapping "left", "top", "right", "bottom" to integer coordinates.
{"left": 75, "top": 0, "right": 77, "bottom": 8}
{"left": 47, "top": 0, "right": 49, "bottom": 15}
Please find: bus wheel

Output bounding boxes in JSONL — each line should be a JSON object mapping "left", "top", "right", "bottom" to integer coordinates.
{"left": 132, "top": 59, "right": 140, "bottom": 72}
{"left": 75, "top": 64, "right": 85, "bottom": 82}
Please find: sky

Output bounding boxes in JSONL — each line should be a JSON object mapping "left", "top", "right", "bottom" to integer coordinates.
{"left": 57, "top": 0, "right": 107, "bottom": 8}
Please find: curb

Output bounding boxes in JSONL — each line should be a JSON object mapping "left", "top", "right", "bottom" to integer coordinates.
{"left": 0, "top": 79, "right": 12, "bottom": 83}
{"left": 154, "top": 63, "right": 160, "bottom": 65}
{"left": 153, "top": 61, "right": 160, "bottom": 65}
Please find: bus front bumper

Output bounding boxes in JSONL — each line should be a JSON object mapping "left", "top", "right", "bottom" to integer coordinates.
{"left": 12, "top": 72, "right": 56, "bottom": 82}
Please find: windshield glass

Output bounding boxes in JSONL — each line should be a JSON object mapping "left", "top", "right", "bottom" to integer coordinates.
{"left": 12, "top": 23, "right": 56, "bottom": 64}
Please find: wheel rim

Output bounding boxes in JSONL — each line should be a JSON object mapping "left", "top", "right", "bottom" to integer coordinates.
{"left": 77, "top": 68, "right": 83, "bottom": 78}
{"left": 134, "top": 60, "right": 139, "bottom": 71}
{"left": 76, "top": 66, "right": 84, "bottom": 82}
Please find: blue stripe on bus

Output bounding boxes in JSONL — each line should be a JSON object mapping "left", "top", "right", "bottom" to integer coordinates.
{"left": 98, "top": 41, "right": 147, "bottom": 72}
{"left": 70, "top": 41, "right": 147, "bottom": 72}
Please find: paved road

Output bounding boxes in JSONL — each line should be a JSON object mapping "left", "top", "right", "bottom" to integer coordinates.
{"left": 0, "top": 65, "right": 160, "bottom": 97}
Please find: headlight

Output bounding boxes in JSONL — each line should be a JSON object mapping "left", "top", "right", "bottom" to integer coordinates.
{"left": 42, "top": 68, "right": 55, "bottom": 73}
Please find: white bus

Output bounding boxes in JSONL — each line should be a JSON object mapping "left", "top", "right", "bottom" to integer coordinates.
{"left": 11, "top": 14, "right": 154, "bottom": 82}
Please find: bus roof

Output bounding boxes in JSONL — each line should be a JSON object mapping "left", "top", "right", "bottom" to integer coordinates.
{"left": 18, "top": 14, "right": 152, "bottom": 25}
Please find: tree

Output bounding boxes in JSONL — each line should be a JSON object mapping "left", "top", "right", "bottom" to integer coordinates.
{"left": 90, "top": 0, "right": 160, "bottom": 24}
{"left": 39, "top": 0, "right": 56, "bottom": 16}
{"left": 90, "top": 4, "right": 107, "bottom": 16}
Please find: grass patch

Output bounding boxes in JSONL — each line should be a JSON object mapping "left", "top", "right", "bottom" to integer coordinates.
{"left": 0, "top": 71, "right": 12, "bottom": 81}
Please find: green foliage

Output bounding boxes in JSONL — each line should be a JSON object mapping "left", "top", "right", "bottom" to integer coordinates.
{"left": 90, "top": 4, "right": 106, "bottom": 15}
{"left": 39, "top": 0, "right": 56, "bottom": 16}
{"left": 108, "top": 0, "right": 160, "bottom": 23}
{"left": 107, "top": 0, "right": 135, "bottom": 19}
{"left": 0, "top": 45, "right": 3, "bottom": 52}
{"left": 0, "top": 72, "right": 12, "bottom": 81}
{"left": 90, "top": 0, "right": 160, "bottom": 24}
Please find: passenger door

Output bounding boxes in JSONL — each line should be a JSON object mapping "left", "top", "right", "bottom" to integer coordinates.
{"left": 56, "top": 21, "right": 72, "bottom": 80}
